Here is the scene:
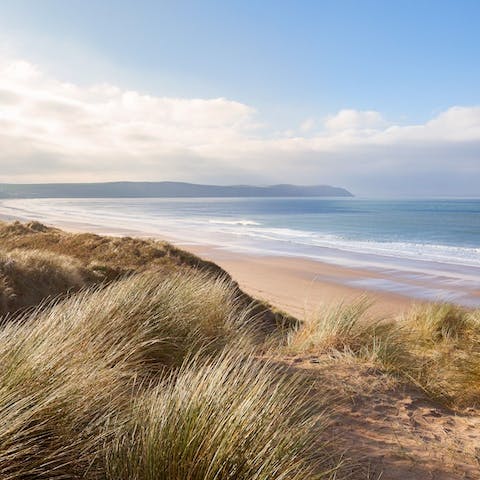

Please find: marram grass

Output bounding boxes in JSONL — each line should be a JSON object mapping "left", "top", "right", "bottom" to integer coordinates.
{"left": 0, "top": 247, "right": 91, "bottom": 315}
{"left": 105, "top": 352, "right": 340, "bottom": 480}
{"left": 0, "top": 270, "right": 343, "bottom": 479}
{"left": 286, "top": 297, "right": 480, "bottom": 409}
{"left": 285, "top": 296, "right": 408, "bottom": 370}
{"left": 399, "top": 302, "right": 480, "bottom": 407}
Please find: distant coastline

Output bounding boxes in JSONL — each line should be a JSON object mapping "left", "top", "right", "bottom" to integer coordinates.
{"left": 0, "top": 181, "right": 353, "bottom": 199}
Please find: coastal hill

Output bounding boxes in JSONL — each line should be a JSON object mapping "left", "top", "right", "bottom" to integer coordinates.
{"left": 0, "top": 181, "right": 353, "bottom": 198}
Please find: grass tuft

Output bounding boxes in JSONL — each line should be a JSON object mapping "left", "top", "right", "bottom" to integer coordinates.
{"left": 105, "top": 352, "right": 339, "bottom": 480}
{"left": 398, "top": 303, "right": 480, "bottom": 407}
{"left": 402, "top": 303, "right": 472, "bottom": 345}
{"left": 0, "top": 248, "right": 92, "bottom": 316}
{"left": 286, "top": 297, "right": 374, "bottom": 353}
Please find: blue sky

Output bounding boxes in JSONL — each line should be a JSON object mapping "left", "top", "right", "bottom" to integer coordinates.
{"left": 0, "top": 0, "right": 479, "bottom": 195}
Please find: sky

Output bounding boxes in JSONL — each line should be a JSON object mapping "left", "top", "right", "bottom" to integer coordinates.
{"left": 0, "top": 0, "right": 479, "bottom": 196}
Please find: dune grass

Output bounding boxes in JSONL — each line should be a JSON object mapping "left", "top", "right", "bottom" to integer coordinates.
{"left": 399, "top": 303, "right": 480, "bottom": 407}
{"left": 285, "top": 296, "right": 408, "bottom": 371}
{"left": 0, "top": 247, "right": 94, "bottom": 316}
{"left": 402, "top": 303, "right": 475, "bottom": 345}
{"left": 286, "top": 297, "right": 376, "bottom": 352}
{"left": 0, "top": 270, "right": 250, "bottom": 478}
{"left": 0, "top": 221, "right": 291, "bottom": 333}
{"left": 0, "top": 267, "right": 343, "bottom": 479}
{"left": 105, "top": 352, "right": 339, "bottom": 480}
{"left": 285, "top": 297, "right": 480, "bottom": 409}
{"left": 9, "top": 270, "right": 257, "bottom": 377}
{"left": 0, "top": 220, "right": 223, "bottom": 281}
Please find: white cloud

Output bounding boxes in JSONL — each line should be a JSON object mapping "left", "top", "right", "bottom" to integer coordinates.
{"left": 299, "top": 117, "right": 315, "bottom": 132}
{"left": 0, "top": 57, "right": 479, "bottom": 195}
{"left": 324, "top": 109, "right": 388, "bottom": 131}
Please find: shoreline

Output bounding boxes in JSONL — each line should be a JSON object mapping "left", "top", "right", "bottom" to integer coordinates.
{"left": 2, "top": 197, "right": 480, "bottom": 315}
{"left": 0, "top": 211, "right": 416, "bottom": 317}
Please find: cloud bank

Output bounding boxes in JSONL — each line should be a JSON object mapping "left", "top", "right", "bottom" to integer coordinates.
{"left": 0, "top": 58, "right": 479, "bottom": 195}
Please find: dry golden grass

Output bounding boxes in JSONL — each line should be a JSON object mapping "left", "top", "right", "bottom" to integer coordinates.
{"left": 285, "top": 297, "right": 480, "bottom": 409}
{"left": 0, "top": 221, "right": 291, "bottom": 333}
{"left": 286, "top": 297, "right": 375, "bottom": 353}
{"left": 402, "top": 303, "right": 474, "bottom": 345}
{"left": 2, "top": 219, "right": 479, "bottom": 478}
{"left": 0, "top": 220, "right": 223, "bottom": 280}
{"left": 284, "top": 296, "right": 409, "bottom": 372}
{"left": 11, "top": 270, "right": 257, "bottom": 377}
{"left": 105, "top": 352, "right": 339, "bottom": 480}
{"left": 0, "top": 247, "right": 95, "bottom": 316}
{"left": 0, "top": 269, "right": 254, "bottom": 478}
{"left": 0, "top": 268, "right": 342, "bottom": 479}
{"left": 399, "top": 303, "right": 480, "bottom": 408}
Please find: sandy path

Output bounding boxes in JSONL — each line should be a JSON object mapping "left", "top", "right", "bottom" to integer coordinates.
{"left": 281, "top": 356, "right": 480, "bottom": 479}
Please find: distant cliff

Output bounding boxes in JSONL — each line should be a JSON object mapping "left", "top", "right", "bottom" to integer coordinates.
{"left": 0, "top": 182, "right": 353, "bottom": 198}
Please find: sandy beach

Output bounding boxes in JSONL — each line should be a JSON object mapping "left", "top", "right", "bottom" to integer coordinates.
{"left": 186, "top": 244, "right": 413, "bottom": 317}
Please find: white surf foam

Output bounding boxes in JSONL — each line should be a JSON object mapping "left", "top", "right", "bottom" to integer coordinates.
{"left": 207, "top": 219, "right": 261, "bottom": 226}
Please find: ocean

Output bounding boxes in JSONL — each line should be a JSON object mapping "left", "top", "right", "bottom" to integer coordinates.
{"left": 1, "top": 197, "right": 479, "bottom": 306}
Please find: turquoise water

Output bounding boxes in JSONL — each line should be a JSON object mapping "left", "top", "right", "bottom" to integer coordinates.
{"left": 1, "top": 197, "right": 479, "bottom": 305}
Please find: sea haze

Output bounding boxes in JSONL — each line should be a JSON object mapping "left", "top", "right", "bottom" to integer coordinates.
{"left": 1, "top": 197, "right": 479, "bottom": 307}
